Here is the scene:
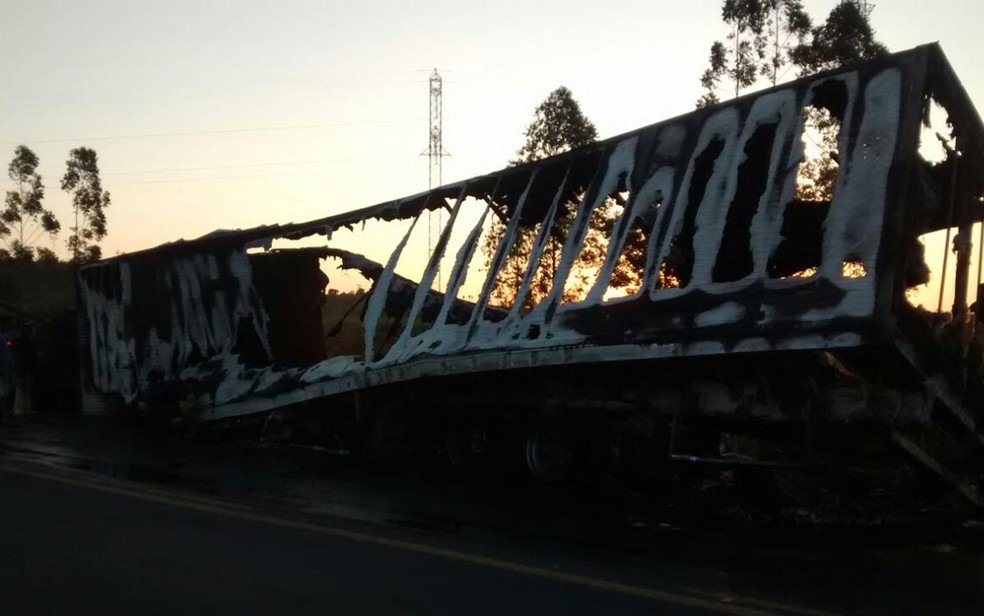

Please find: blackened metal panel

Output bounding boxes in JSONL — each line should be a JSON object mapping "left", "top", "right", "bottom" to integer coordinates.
{"left": 75, "top": 45, "right": 980, "bottom": 419}
{"left": 250, "top": 250, "right": 328, "bottom": 366}
{"left": 79, "top": 246, "right": 271, "bottom": 405}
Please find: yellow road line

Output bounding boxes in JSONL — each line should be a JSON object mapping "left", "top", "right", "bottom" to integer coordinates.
{"left": 0, "top": 461, "right": 823, "bottom": 616}
{"left": 681, "top": 588, "right": 838, "bottom": 616}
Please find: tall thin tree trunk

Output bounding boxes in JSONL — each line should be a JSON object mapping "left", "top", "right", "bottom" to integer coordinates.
{"left": 74, "top": 205, "right": 79, "bottom": 262}
{"left": 773, "top": 8, "right": 780, "bottom": 85}
{"left": 18, "top": 180, "right": 24, "bottom": 247}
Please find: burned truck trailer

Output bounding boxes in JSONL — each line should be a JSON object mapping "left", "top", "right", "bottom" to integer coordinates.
{"left": 79, "top": 45, "right": 984, "bottom": 504}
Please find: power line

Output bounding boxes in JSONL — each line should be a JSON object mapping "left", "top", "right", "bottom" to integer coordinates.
{"left": 0, "top": 155, "right": 417, "bottom": 190}
{"left": 103, "top": 160, "right": 324, "bottom": 176}
{"left": 0, "top": 117, "right": 421, "bottom": 146}
{"left": 103, "top": 155, "right": 416, "bottom": 180}
{"left": 0, "top": 78, "right": 427, "bottom": 110}
{"left": 111, "top": 169, "right": 328, "bottom": 186}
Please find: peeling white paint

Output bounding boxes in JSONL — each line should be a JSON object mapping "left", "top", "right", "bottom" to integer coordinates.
{"left": 695, "top": 302, "right": 746, "bottom": 328}
{"left": 78, "top": 54, "right": 929, "bottom": 419}
{"left": 824, "top": 68, "right": 901, "bottom": 317}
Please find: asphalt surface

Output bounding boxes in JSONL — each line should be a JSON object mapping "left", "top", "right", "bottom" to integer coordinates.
{"left": 1, "top": 417, "right": 982, "bottom": 615}
{"left": 1, "top": 468, "right": 711, "bottom": 616}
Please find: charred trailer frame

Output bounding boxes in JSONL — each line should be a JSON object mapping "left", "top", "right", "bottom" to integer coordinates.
{"left": 78, "top": 45, "right": 984, "bottom": 505}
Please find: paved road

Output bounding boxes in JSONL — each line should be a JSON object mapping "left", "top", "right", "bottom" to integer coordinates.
{"left": 1, "top": 419, "right": 981, "bottom": 615}
{"left": 0, "top": 464, "right": 776, "bottom": 616}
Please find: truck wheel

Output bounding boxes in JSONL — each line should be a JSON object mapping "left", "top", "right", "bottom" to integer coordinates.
{"left": 525, "top": 430, "right": 577, "bottom": 483}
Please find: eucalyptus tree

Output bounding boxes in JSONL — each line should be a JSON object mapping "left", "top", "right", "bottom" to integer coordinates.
{"left": 697, "top": 0, "right": 770, "bottom": 108}
{"left": 62, "top": 147, "right": 110, "bottom": 263}
{"left": 0, "top": 146, "right": 60, "bottom": 261}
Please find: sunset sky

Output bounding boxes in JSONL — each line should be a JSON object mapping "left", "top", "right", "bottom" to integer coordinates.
{"left": 1, "top": 0, "right": 982, "bottom": 300}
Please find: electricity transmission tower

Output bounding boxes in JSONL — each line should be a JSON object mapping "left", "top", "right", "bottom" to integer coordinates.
{"left": 848, "top": 0, "right": 875, "bottom": 17}
{"left": 426, "top": 68, "right": 450, "bottom": 288}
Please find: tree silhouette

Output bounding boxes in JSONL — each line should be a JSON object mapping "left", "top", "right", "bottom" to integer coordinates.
{"left": 483, "top": 87, "right": 598, "bottom": 308}
{"left": 482, "top": 88, "right": 653, "bottom": 307}
{"left": 790, "top": 1, "right": 887, "bottom": 74}
{"left": 0, "top": 146, "right": 60, "bottom": 261}
{"left": 761, "top": 1, "right": 812, "bottom": 86}
{"left": 791, "top": 1, "right": 887, "bottom": 201}
{"left": 62, "top": 147, "right": 110, "bottom": 263}
{"left": 510, "top": 87, "right": 598, "bottom": 165}
{"left": 697, "top": 1, "right": 770, "bottom": 108}
{"left": 697, "top": 1, "right": 887, "bottom": 202}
